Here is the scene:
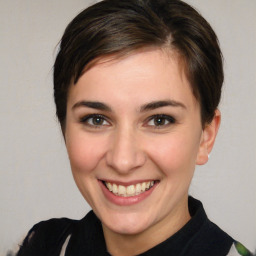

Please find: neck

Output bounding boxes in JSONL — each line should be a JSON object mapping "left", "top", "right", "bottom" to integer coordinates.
{"left": 102, "top": 197, "right": 191, "bottom": 256}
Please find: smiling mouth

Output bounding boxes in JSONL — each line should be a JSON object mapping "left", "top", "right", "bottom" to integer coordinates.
{"left": 102, "top": 180, "right": 157, "bottom": 197}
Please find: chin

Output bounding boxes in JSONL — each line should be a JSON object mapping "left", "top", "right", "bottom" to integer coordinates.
{"left": 102, "top": 211, "right": 153, "bottom": 235}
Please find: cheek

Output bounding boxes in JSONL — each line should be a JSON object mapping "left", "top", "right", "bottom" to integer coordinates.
{"left": 65, "top": 132, "right": 106, "bottom": 174}
{"left": 146, "top": 132, "right": 201, "bottom": 176}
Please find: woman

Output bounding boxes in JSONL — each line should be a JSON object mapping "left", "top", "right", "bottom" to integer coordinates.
{"left": 17, "top": 0, "right": 253, "bottom": 255}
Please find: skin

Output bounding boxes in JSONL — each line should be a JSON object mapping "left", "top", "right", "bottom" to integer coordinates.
{"left": 65, "top": 49, "right": 220, "bottom": 256}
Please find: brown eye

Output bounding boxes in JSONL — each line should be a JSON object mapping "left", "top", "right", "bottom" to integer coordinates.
{"left": 154, "top": 117, "right": 167, "bottom": 126}
{"left": 80, "top": 114, "right": 110, "bottom": 127}
{"left": 147, "top": 115, "right": 175, "bottom": 128}
{"left": 92, "top": 116, "right": 104, "bottom": 125}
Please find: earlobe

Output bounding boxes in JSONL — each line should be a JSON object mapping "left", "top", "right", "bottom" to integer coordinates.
{"left": 196, "top": 109, "right": 221, "bottom": 165}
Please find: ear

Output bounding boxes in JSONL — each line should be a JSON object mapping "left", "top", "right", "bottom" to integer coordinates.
{"left": 196, "top": 109, "right": 221, "bottom": 165}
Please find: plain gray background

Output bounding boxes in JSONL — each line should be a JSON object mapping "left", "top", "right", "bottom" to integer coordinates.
{"left": 0, "top": 0, "right": 255, "bottom": 255}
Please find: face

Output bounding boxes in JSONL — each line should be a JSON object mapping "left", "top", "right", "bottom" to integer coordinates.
{"left": 65, "top": 49, "right": 211, "bottom": 238}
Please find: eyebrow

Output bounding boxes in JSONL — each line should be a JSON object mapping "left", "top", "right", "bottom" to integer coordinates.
{"left": 72, "top": 101, "right": 112, "bottom": 112}
{"left": 72, "top": 99, "right": 186, "bottom": 112}
{"left": 140, "top": 100, "right": 186, "bottom": 112}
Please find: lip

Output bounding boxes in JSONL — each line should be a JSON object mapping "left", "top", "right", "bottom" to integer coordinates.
{"left": 101, "top": 179, "right": 156, "bottom": 186}
{"left": 99, "top": 179, "right": 158, "bottom": 206}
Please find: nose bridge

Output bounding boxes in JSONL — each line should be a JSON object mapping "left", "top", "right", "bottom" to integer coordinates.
{"left": 106, "top": 124, "right": 145, "bottom": 173}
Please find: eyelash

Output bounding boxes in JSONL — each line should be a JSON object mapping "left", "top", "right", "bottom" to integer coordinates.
{"left": 80, "top": 114, "right": 110, "bottom": 128}
{"left": 146, "top": 114, "right": 176, "bottom": 128}
{"left": 79, "top": 114, "right": 176, "bottom": 129}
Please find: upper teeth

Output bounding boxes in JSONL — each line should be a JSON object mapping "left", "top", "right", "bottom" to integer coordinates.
{"left": 105, "top": 181, "right": 155, "bottom": 197}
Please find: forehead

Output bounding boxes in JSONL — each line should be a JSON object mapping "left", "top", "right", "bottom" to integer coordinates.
{"left": 68, "top": 49, "right": 198, "bottom": 110}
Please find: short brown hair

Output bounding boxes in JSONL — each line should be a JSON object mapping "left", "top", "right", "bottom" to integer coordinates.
{"left": 54, "top": 0, "right": 223, "bottom": 129}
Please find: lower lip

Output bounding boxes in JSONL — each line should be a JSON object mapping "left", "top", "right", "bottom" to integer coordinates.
{"left": 99, "top": 181, "right": 157, "bottom": 206}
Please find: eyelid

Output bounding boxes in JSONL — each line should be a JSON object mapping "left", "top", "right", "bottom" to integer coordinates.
{"left": 145, "top": 114, "right": 176, "bottom": 128}
{"left": 80, "top": 114, "right": 111, "bottom": 127}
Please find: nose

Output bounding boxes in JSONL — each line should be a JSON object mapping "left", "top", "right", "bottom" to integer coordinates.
{"left": 106, "top": 128, "right": 146, "bottom": 174}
